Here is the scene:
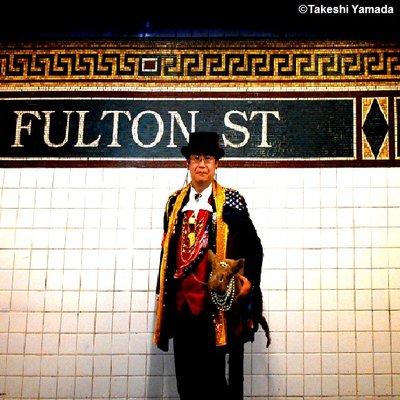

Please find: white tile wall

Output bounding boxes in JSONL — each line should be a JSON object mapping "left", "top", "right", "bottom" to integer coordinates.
{"left": 0, "top": 167, "right": 399, "bottom": 399}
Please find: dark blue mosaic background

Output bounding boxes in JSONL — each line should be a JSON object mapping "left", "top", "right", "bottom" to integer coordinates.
{"left": 0, "top": 98, "right": 355, "bottom": 160}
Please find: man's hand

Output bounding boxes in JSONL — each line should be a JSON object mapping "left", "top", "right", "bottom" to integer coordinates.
{"left": 236, "top": 274, "right": 252, "bottom": 298}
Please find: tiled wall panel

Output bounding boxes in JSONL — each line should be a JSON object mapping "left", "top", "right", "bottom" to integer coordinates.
{"left": 0, "top": 167, "right": 399, "bottom": 399}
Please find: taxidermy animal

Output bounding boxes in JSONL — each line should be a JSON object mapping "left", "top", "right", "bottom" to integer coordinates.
{"left": 208, "top": 250, "right": 271, "bottom": 347}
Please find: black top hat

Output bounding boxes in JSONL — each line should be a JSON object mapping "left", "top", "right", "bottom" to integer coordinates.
{"left": 181, "top": 131, "right": 225, "bottom": 160}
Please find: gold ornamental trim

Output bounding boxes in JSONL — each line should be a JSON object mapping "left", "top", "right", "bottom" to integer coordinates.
{"left": 0, "top": 40, "right": 399, "bottom": 84}
{"left": 153, "top": 183, "right": 191, "bottom": 347}
{"left": 213, "top": 180, "right": 229, "bottom": 347}
{"left": 213, "top": 180, "right": 228, "bottom": 260}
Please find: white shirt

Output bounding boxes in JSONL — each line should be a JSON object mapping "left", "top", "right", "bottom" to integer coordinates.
{"left": 181, "top": 184, "right": 213, "bottom": 217}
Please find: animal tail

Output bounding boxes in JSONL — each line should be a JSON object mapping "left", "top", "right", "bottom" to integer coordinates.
{"left": 259, "top": 315, "right": 271, "bottom": 348}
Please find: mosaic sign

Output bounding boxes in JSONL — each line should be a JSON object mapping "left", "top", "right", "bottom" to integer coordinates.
{"left": 0, "top": 40, "right": 399, "bottom": 167}
{"left": 0, "top": 96, "right": 356, "bottom": 164}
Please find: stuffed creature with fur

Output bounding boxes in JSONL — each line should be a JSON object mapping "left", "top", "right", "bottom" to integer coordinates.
{"left": 207, "top": 250, "right": 271, "bottom": 347}
{"left": 208, "top": 250, "right": 245, "bottom": 296}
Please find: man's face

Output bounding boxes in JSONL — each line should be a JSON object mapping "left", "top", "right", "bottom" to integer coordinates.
{"left": 187, "top": 153, "right": 218, "bottom": 187}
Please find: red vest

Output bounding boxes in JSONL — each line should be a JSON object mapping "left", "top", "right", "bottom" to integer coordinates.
{"left": 175, "top": 209, "right": 211, "bottom": 315}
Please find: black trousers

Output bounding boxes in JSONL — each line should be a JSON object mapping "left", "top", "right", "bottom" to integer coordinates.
{"left": 173, "top": 305, "right": 244, "bottom": 400}
{"left": 228, "top": 339, "right": 244, "bottom": 400}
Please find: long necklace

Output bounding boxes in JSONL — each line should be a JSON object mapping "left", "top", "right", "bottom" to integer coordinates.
{"left": 209, "top": 274, "right": 236, "bottom": 311}
{"left": 174, "top": 210, "right": 210, "bottom": 279}
{"left": 179, "top": 211, "right": 208, "bottom": 265}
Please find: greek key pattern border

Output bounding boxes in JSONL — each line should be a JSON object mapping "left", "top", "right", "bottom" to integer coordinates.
{"left": 1, "top": 46, "right": 400, "bottom": 82}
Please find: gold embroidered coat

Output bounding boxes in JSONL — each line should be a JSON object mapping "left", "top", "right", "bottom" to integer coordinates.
{"left": 154, "top": 180, "right": 263, "bottom": 351}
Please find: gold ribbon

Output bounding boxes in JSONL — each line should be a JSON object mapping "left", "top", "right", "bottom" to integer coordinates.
{"left": 212, "top": 180, "right": 229, "bottom": 346}
{"left": 153, "top": 183, "right": 191, "bottom": 347}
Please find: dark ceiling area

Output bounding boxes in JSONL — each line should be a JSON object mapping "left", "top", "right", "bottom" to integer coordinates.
{"left": 0, "top": 2, "right": 399, "bottom": 41}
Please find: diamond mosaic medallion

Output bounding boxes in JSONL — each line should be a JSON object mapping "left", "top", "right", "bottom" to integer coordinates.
{"left": 362, "top": 99, "right": 389, "bottom": 159}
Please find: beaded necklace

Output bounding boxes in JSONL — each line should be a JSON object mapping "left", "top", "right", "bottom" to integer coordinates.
{"left": 209, "top": 261, "right": 236, "bottom": 311}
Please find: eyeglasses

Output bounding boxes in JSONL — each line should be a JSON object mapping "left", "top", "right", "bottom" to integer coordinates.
{"left": 189, "top": 154, "right": 216, "bottom": 164}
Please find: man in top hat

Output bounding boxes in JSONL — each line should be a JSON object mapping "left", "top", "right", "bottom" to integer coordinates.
{"left": 154, "top": 131, "right": 264, "bottom": 400}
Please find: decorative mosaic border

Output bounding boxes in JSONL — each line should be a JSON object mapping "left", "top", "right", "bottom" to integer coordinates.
{"left": 0, "top": 40, "right": 399, "bottom": 84}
